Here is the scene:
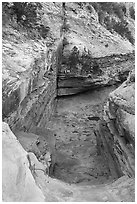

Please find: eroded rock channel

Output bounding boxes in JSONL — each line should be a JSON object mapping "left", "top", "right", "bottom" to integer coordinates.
{"left": 2, "top": 2, "right": 135, "bottom": 202}
{"left": 47, "top": 86, "right": 118, "bottom": 184}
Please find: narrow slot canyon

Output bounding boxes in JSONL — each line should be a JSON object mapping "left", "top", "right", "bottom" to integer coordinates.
{"left": 2, "top": 2, "right": 135, "bottom": 202}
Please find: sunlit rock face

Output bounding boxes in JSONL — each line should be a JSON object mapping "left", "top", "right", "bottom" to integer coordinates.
{"left": 2, "top": 122, "right": 45, "bottom": 202}
{"left": 96, "top": 71, "right": 135, "bottom": 178}
{"left": 2, "top": 34, "right": 57, "bottom": 130}
{"left": 55, "top": 3, "right": 135, "bottom": 95}
{"left": 2, "top": 37, "right": 48, "bottom": 118}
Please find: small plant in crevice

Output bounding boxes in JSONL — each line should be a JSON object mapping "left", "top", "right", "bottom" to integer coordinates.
{"left": 129, "top": 6, "right": 135, "bottom": 20}
{"left": 92, "top": 60, "right": 101, "bottom": 74}
{"left": 67, "top": 46, "right": 80, "bottom": 73}
{"left": 112, "top": 21, "right": 134, "bottom": 45}
{"left": 60, "top": 22, "right": 70, "bottom": 35}
{"left": 98, "top": 11, "right": 105, "bottom": 25}
{"left": 91, "top": 2, "right": 126, "bottom": 21}
{"left": 61, "top": 45, "right": 102, "bottom": 75}
{"left": 80, "top": 51, "right": 92, "bottom": 74}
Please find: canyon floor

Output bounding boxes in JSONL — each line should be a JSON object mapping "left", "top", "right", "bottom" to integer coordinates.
{"left": 47, "top": 86, "right": 117, "bottom": 185}
{"left": 35, "top": 85, "right": 133, "bottom": 202}
{"left": 3, "top": 85, "right": 134, "bottom": 202}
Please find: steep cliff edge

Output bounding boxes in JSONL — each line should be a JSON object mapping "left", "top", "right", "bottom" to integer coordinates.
{"left": 96, "top": 71, "right": 135, "bottom": 178}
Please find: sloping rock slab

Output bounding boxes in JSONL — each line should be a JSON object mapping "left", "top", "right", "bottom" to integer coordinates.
{"left": 2, "top": 122, "right": 45, "bottom": 202}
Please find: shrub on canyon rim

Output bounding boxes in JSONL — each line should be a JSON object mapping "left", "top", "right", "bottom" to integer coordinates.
{"left": 112, "top": 21, "right": 134, "bottom": 45}
{"left": 2, "top": 2, "right": 50, "bottom": 39}
{"left": 89, "top": 2, "right": 134, "bottom": 44}
{"left": 3, "top": 2, "right": 42, "bottom": 26}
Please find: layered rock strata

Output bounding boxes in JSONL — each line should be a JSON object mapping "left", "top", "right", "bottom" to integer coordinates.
{"left": 58, "top": 52, "right": 135, "bottom": 96}
{"left": 56, "top": 27, "right": 135, "bottom": 96}
{"left": 2, "top": 35, "right": 58, "bottom": 173}
{"left": 96, "top": 71, "right": 135, "bottom": 178}
{"left": 5, "top": 76, "right": 57, "bottom": 131}
{"left": 2, "top": 42, "right": 57, "bottom": 131}
{"left": 58, "top": 51, "right": 134, "bottom": 95}
{"left": 56, "top": 2, "right": 135, "bottom": 95}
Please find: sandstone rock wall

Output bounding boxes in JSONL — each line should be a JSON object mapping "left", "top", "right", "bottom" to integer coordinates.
{"left": 2, "top": 37, "right": 57, "bottom": 131}
{"left": 2, "top": 41, "right": 58, "bottom": 175}
{"left": 2, "top": 38, "right": 47, "bottom": 118}
{"left": 2, "top": 122, "right": 45, "bottom": 202}
{"left": 55, "top": 2, "right": 135, "bottom": 96}
{"left": 96, "top": 71, "right": 135, "bottom": 178}
{"left": 8, "top": 77, "right": 57, "bottom": 131}
{"left": 2, "top": 11, "right": 59, "bottom": 178}
{"left": 57, "top": 53, "right": 135, "bottom": 95}
{"left": 4, "top": 71, "right": 57, "bottom": 132}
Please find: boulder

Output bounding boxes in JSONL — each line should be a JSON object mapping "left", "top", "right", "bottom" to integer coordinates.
{"left": 14, "top": 127, "right": 56, "bottom": 176}
{"left": 107, "top": 175, "right": 135, "bottom": 202}
{"left": 29, "top": 126, "right": 56, "bottom": 175}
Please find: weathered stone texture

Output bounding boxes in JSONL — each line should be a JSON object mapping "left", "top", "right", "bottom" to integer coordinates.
{"left": 96, "top": 72, "right": 135, "bottom": 178}
{"left": 2, "top": 122, "right": 45, "bottom": 202}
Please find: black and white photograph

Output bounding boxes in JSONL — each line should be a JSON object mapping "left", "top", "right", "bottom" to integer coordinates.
{"left": 2, "top": 1, "right": 135, "bottom": 202}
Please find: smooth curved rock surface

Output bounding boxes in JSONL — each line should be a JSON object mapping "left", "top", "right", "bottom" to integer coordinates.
{"left": 2, "top": 122, "right": 45, "bottom": 202}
